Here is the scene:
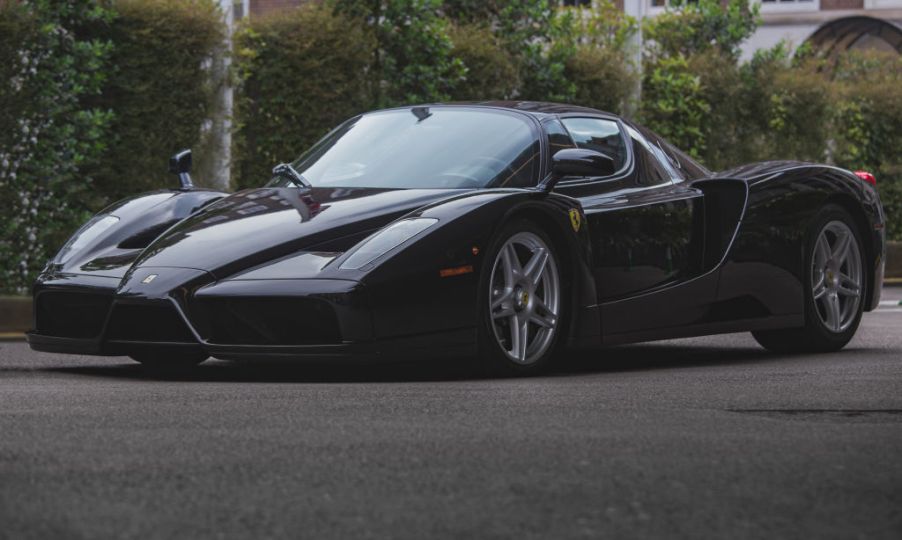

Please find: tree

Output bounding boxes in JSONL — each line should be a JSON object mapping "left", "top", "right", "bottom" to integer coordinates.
{"left": 331, "top": 0, "right": 465, "bottom": 105}
{"left": 0, "top": 0, "right": 113, "bottom": 293}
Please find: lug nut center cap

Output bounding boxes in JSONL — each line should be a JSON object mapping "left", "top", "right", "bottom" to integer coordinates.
{"left": 514, "top": 287, "right": 529, "bottom": 311}
{"left": 825, "top": 266, "right": 840, "bottom": 288}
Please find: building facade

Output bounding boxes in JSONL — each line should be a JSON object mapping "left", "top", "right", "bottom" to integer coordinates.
{"left": 618, "top": 0, "right": 902, "bottom": 58}
{"left": 740, "top": 0, "right": 902, "bottom": 58}
{"left": 233, "top": 0, "right": 902, "bottom": 58}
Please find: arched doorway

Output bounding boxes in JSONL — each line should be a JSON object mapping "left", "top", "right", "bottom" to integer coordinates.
{"left": 805, "top": 16, "right": 902, "bottom": 58}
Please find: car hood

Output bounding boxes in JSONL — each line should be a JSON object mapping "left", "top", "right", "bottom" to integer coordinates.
{"left": 131, "top": 186, "right": 465, "bottom": 278}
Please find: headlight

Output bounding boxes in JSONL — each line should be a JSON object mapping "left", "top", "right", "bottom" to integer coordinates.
{"left": 55, "top": 214, "right": 119, "bottom": 264}
{"left": 340, "top": 218, "right": 437, "bottom": 270}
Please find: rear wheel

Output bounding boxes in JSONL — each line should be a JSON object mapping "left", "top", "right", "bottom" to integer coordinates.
{"left": 752, "top": 204, "right": 865, "bottom": 353}
{"left": 478, "top": 220, "right": 564, "bottom": 375}
{"left": 129, "top": 348, "right": 208, "bottom": 368}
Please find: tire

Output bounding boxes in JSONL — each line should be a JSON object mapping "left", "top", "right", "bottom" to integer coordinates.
{"left": 477, "top": 219, "right": 565, "bottom": 375}
{"left": 752, "top": 204, "right": 866, "bottom": 353}
{"left": 129, "top": 348, "right": 208, "bottom": 369}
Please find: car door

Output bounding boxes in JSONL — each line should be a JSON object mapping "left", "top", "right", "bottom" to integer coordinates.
{"left": 552, "top": 116, "right": 712, "bottom": 337}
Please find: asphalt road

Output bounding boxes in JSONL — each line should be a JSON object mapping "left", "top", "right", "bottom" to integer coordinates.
{"left": 2, "top": 291, "right": 901, "bottom": 540}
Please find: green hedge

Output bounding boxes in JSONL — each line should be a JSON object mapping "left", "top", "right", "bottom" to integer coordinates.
{"left": 830, "top": 51, "right": 902, "bottom": 240}
{"left": 232, "top": 4, "right": 375, "bottom": 189}
{"left": 448, "top": 24, "right": 518, "bottom": 101}
{"left": 85, "top": 0, "right": 223, "bottom": 204}
{"left": 638, "top": 1, "right": 901, "bottom": 238}
{"left": 565, "top": 45, "right": 635, "bottom": 115}
{"left": 0, "top": 0, "right": 223, "bottom": 293}
{"left": 0, "top": 0, "right": 113, "bottom": 294}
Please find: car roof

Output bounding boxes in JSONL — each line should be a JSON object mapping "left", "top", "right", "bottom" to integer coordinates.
{"left": 375, "top": 101, "right": 617, "bottom": 119}
{"left": 461, "top": 101, "right": 616, "bottom": 117}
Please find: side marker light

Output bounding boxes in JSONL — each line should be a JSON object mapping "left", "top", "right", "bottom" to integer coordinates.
{"left": 439, "top": 265, "right": 474, "bottom": 278}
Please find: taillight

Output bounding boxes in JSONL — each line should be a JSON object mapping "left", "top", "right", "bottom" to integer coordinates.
{"left": 854, "top": 170, "right": 876, "bottom": 186}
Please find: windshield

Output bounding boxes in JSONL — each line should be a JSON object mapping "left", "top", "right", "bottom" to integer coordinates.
{"left": 268, "top": 108, "right": 541, "bottom": 190}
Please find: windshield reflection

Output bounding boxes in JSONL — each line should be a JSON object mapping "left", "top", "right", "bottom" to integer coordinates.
{"left": 268, "top": 108, "right": 540, "bottom": 190}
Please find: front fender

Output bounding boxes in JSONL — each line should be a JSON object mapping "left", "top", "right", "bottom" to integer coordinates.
{"left": 353, "top": 189, "right": 594, "bottom": 342}
{"left": 41, "top": 189, "right": 227, "bottom": 282}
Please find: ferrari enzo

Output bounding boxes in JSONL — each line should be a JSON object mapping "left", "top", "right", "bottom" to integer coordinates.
{"left": 28, "top": 102, "right": 885, "bottom": 373}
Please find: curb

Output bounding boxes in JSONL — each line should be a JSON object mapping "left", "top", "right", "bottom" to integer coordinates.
{"left": 887, "top": 241, "right": 902, "bottom": 281}
{"left": 2, "top": 241, "right": 901, "bottom": 339}
{"left": 0, "top": 296, "right": 31, "bottom": 340}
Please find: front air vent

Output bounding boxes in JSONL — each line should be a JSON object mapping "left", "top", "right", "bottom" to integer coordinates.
{"left": 35, "top": 291, "right": 112, "bottom": 339}
{"left": 117, "top": 220, "right": 180, "bottom": 250}
{"left": 105, "top": 303, "right": 197, "bottom": 343}
{"left": 194, "top": 297, "right": 341, "bottom": 345}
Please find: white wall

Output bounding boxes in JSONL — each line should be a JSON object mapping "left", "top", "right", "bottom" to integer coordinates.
{"left": 740, "top": 23, "right": 819, "bottom": 60}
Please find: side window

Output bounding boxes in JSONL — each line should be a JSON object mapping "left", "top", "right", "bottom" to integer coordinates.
{"left": 626, "top": 125, "right": 680, "bottom": 186}
{"left": 543, "top": 118, "right": 576, "bottom": 154}
{"left": 651, "top": 140, "right": 686, "bottom": 181}
{"left": 661, "top": 140, "right": 710, "bottom": 180}
{"left": 560, "top": 118, "right": 627, "bottom": 173}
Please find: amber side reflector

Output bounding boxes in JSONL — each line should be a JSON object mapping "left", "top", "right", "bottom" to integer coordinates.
{"left": 439, "top": 265, "right": 474, "bottom": 278}
{"left": 854, "top": 170, "right": 876, "bottom": 186}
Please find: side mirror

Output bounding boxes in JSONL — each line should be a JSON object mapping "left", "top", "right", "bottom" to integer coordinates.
{"left": 538, "top": 148, "right": 617, "bottom": 193}
{"left": 169, "top": 149, "right": 194, "bottom": 190}
{"left": 553, "top": 148, "right": 616, "bottom": 178}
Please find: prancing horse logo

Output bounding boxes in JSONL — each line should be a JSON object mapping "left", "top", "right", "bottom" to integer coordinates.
{"left": 569, "top": 209, "right": 581, "bottom": 233}
{"left": 141, "top": 274, "right": 158, "bottom": 284}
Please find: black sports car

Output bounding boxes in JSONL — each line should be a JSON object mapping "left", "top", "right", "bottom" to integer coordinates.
{"left": 28, "top": 102, "right": 885, "bottom": 373}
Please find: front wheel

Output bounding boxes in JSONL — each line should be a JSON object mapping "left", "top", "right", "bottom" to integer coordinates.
{"left": 478, "top": 220, "right": 564, "bottom": 375}
{"left": 752, "top": 204, "right": 866, "bottom": 353}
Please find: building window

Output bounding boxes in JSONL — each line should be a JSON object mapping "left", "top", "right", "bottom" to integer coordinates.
{"left": 649, "top": 0, "right": 699, "bottom": 8}
{"left": 757, "top": 0, "right": 819, "bottom": 11}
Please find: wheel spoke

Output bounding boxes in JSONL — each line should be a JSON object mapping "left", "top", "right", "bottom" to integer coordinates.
{"left": 522, "top": 248, "right": 549, "bottom": 287}
{"left": 839, "top": 272, "right": 860, "bottom": 289}
{"left": 532, "top": 295, "right": 555, "bottom": 317}
{"left": 837, "top": 273, "right": 861, "bottom": 298}
{"left": 837, "top": 284, "right": 860, "bottom": 298}
{"left": 501, "top": 244, "right": 520, "bottom": 287}
{"left": 812, "top": 268, "right": 826, "bottom": 295}
{"left": 530, "top": 310, "right": 557, "bottom": 329}
{"left": 813, "top": 282, "right": 827, "bottom": 300}
{"left": 491, "top": 289, "right": 512, "bottom": 311}
{"left": 492, "top": 304, "right": 515, "bottom": 320}
{"left": 516, "top": 318, "right": 529, "bottom": 362}
{"left": 508, "top": 314, "right": 529, "bottom": 362}
{"left": 825, "top": 292, "right": 842, "bottom": 332}
{"left": 815, "top": 234, "right": 831, "bottom": 267}
{"left": 832, "top": 231, "right": 851, "bottom": 262}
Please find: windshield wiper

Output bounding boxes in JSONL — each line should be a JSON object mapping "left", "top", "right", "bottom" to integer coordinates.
{"left": 271, "top": 162, "right": 312, "bottom": 188}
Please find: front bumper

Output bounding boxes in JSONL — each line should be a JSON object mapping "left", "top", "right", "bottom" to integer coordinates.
{"left": 28, "top": 273, "right": 476, "bottom": 361}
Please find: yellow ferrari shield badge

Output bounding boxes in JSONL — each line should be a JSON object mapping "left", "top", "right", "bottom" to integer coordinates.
{"left": 569, "top": 209, "right": 581, "bottom": 233}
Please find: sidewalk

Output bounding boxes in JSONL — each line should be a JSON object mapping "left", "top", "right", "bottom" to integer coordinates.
{"left": 0, "top": 296, "right": 30, "bottom": 340}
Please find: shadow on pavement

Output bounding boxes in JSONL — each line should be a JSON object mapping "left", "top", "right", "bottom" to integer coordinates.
{"left": 44, "top": 341, "right": 778, "bottom": 384}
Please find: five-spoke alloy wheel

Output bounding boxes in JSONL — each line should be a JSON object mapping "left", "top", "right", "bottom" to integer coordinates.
{"left": 479, "top": 220, "right": 563, "bottom": 373}
{"left": 811, "top": 220, "right": 862, "bottom": 333}
{"left": 752, "top": 204, "right": 866, "bottom": 353}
